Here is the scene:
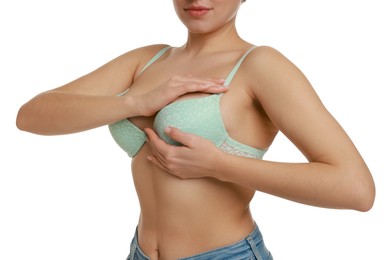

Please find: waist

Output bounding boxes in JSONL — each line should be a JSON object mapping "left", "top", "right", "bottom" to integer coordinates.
{"left": 131, "top": 221, "right": 273, "bottom": 260}
{"left": 136, "top": 217, "right": 256, "bottom": 260}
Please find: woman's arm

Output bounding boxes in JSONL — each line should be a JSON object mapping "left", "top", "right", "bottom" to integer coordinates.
{"left": 16, "top": 45, "right": 227, "bottom": 135}
{"left": 16, "top": 45, "right": 145, "bottom": 135}
{"left": 233, "top": 46, "right": 375, "bottom": 211}
{"left": 145, "top": 46, "right": 375, "bottom": 212}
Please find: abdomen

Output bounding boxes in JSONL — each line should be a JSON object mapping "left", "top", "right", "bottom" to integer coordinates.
{"left": 131, "top": 144, "right": 256, "bottom": 259}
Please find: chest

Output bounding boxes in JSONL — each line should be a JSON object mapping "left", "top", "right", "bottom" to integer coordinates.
{"left": 153, "top": 94, "right": 228, "bottom": 146}
{"left": 127, "top": 57, "right": 252, "bottom": 130}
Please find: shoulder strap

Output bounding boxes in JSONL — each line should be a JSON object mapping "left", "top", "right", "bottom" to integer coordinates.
{"left": 138, "top": 46, "right": 171, "bottom": 75}
{"left": 224, "top": 46, "right": 257, "bottom": 87}
{"left": 117, "top": 46, "right": 171, "bottom": 96}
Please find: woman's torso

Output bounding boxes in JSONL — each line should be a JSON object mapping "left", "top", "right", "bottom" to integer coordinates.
{"left": 118, "top": 45, "right": 277, "bottom": 259}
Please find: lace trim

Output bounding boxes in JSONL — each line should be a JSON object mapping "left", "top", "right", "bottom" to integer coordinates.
{"left": 219, "top": 141, "right": 264, "bottom": 159}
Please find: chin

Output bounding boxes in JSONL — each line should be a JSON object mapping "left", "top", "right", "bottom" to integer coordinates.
{"left": 185, "top": 22, "right": 220, "bottom": 34}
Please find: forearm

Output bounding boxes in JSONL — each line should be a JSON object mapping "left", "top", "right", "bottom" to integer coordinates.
{"left": 216, "top": 154, "right": 374, "bottom": 211}
{"left": 16, "top": 91, "right": 139, "bottom": 135}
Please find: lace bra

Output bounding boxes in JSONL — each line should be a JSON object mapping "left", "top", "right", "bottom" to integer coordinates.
{"left": 109, "top": 46, "right": 267, "bottom": 159}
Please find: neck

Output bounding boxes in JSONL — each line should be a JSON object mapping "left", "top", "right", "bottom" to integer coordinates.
{"left": 182, "top": 19, "right": 245, "bottom": 56}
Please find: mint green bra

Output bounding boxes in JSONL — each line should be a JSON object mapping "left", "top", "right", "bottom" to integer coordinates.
{"left": 109, "top": 46, "right": 267, "bottom": 159}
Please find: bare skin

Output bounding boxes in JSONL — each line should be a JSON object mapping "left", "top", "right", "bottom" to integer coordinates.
{"left": 124, "top": 45, "right": 280, "bottom": 259}
{"left": 16, "top": 0, "right": 375, "bottom": 259}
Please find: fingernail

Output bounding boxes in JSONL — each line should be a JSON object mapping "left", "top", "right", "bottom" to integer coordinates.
{"left": 165, "top": 127, "right": 172, "bottom": 133}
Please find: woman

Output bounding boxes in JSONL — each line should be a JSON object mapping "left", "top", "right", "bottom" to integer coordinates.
{"left": 16, "top": 0, "right": 375, "bottom": 259}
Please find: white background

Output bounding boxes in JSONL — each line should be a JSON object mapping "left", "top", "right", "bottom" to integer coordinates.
{"left": 1, "top": 0, "right": 389, "bottom": 259}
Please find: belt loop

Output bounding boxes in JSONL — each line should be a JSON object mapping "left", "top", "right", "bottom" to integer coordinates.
{"left": 247, "top": 235, "right": 263, "bottom": 260}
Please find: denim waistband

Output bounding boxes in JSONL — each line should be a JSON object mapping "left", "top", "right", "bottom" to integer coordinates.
{"left": 127, "top": 223, "right": 273, "bottom": 260}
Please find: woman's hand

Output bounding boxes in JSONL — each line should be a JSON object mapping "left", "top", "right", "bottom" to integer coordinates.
{"left": 135, "top": 75, "right": 227, "bottom": 116}
{"left": 144, "top": 127, "right": 224, "bottom": 180}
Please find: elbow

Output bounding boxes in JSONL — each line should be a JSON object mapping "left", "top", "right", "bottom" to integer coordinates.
{"left": 354, "top": 185, "right": 375, "bottom": 212}
{"left": 349, "top": 170, "right": 376, "bottom": 212}
{"left": 16, "top": 105, "right": 29, "bottom": 132}
{"left": 16, "top": 104, "right": 38, "bottom": 134}
{"left": 351, "top": 194, "right": 375, "bottom": 212}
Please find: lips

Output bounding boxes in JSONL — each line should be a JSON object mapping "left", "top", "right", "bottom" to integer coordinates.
{"left": 184, "top": 6, "right": 212, "bottom": 17}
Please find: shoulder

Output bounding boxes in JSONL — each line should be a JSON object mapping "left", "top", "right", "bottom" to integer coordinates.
{"left": 98, "top": 44, "right": 170, "bottom": 73}
{"left": 133, "top": 43, "right": 171, "bottom": 55}
{"left": 113, "top": 43, "right": 170, "bottom": 68}
{"left": 243, "top": 45, "right": 309, "bottom": 91}
{"left": 244, "top": 45, "right": 296, "bottom": 75}
{"left": 241, "top": 45, "right": 318, "bottom": 113}
{"left": 125, "top": 44, "right": 171, "bottom": 75}
{"left": 130, "top": 44, "right": 171, "bottom": 61}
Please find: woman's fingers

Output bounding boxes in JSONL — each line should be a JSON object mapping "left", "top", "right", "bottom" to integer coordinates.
{"left": 173, "top": 76, "right": 227, "bottom": 95}
{"left": 163, "top": 127, "right": 197, "bottom": 148}
{"left": 180, "top": 75, "right": 225, "bottom": 85}
{"left": 174, "top": 75, "right": 226, "bottom": 90}
{"left": 138, "top": 74, "right": 227, "bottom": 116}
{"left": 145, "top": 128, "right": 170, "bottom": 164}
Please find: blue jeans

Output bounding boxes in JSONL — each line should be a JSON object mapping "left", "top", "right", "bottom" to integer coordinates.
{"left": 126, "top": 223, "right": 273, "bottom": 260}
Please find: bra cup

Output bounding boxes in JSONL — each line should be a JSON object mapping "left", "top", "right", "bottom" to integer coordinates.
{"left": 109, "top": 119, "right": 147, "bottom": 157}
{"left": 153, "top": 94, "right": 228, "bottom": 147}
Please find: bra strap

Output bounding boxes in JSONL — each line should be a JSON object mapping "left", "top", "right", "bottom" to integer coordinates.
{"left": 139, "top": 46, "right": 171, "bottom": 75}
{"left": 118, "top": 46, "right": 171, "bottom": 96}
{"left": 224, "top": 46, "right": 257, "bottom": 87}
